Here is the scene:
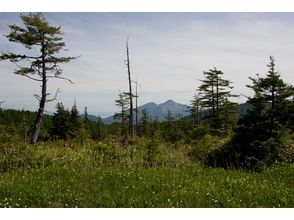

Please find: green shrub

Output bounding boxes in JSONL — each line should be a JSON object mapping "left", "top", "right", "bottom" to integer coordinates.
{"left": 188, "top": 135, "right": 227, "bottom": 161}
{"left": 144, "top": 139, "right": 160, "bottom": 167}
{"left": 205, "top": 134, "right": 291, "bottom": 171}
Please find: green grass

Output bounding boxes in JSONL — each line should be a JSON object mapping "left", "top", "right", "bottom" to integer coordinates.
{"left": 0, "top": 138, "right": 293, "bottom": 208}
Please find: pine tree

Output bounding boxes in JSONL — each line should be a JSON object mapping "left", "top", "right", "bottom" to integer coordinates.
{"left": 69, "top": 101, "right": 81, "bottom": 138}
{"left": 198, "top": 67, "right": 237, "bottom": 133}
{"left": 190, "top": 93, "right": 201, "bottom": 124}
{"left": 51, "top": 103, "right": 71, "bottom": 140}
{"left": 0, "top": 13, "right": 77, "bottom": 144}
{"left": 84, "top": 107, "right": 89, "bottom": 123}
{"left": 209, "top": 57, "right": 294, "bottom": 170}
{"left": 114, "top": 92, "right": 129, "bottom": 142}
{"left": 139, "top": 109, "right": 150, "bottom": 137}
{"left": 0, "top": 101, "right": 4, "bottom": 110}
{"left": 247, "top": 56, "right": 294, "bottom": 132}
{"left": 162, "top": 110, "right": 182, "bottom": 142}
{"left": 93, "top": 116, "right": 104, "bottom": 140}
{"left": 220, "top": 98, "right": 238, "bottom": 132}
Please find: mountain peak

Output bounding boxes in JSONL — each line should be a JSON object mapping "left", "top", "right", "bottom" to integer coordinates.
{"left": 162, "top": 99, "right": 176, "bottom": 104}
{"left": 142, "top": 101, "right": 157, "bottom": 106}
{"left": 102, "top": 99, "right": 190, "bottom": 124}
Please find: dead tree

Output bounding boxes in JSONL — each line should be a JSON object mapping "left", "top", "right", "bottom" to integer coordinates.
{"left": 125, "top": 37, "right": 134, "bottom": 137}
{"left": 132, "top": 79, "right": 141, "bottom": 135}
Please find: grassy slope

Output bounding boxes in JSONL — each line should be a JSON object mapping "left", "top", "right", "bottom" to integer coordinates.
{"left": 0, "top": 136, "right": 293, "bottom": 208}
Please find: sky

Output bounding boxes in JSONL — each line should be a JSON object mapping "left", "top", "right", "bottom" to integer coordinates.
{"left": 1, "top": 13, "right": 294, "bottom": 117}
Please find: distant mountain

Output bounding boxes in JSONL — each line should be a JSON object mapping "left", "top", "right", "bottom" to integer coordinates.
{"left": 159, "top": 99, "right": 189, "bottom": 116}
{"left": 1, "top": 101, "right": 252, "bottom": 125}
{"left": 237, "top": 102, "right": 252, "bottom": 117}
{"left": 102, "top": 100, "right": 252, "bottom": 125}
{"left": 80, "top": 114, "right": 99, "bottom": 122}
{"left": 102, "top": 99, "right": 190, "bottom": 125}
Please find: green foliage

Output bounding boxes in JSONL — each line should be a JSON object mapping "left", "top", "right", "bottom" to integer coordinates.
{"left": 83, "top": 107, "right": 89, "bottom": 123}
{"left": 161, "top": 110, "right": 184, "bottom": 142}
{"left": 188, "top": 134, "right": 228, "bottom": 161}
{"left": 50, "top": 102, "right": 107, "bottom": 142}
{"left": 0, "top": 153, "right": 293, "bottom": 207}
{"left": 50, "top": 103, "right": 72, "bottom": 140}
{"left": 0, "top": 109, "right": 52, "bottom": 141}
{"left": 90, "top": 116, "right": 106, "bottom": 141}
{"left": 94, "top": 142, "right": 121, "bottom": 165}
{"left": 197, "top": 67, "right": 238, "bottom": 133}
{"left": 207, "top": 57, "right": 294, "bottom": 170}
{"left": 187, "top": 124, "right": 210, "bottom": 141}
{"left": 0, "top": 13, "right": 76, "bottom": 75}
{"left": 144, "top": 139, "right": 160, "bottom": 167}
{"left": 114, "top": 92, "right": 130, "bottom": 143}
{"left": 190, "top": 93, "right": 201, "bottom": 124}
{"left": 0, "top": 13, "right": 77, "bottom": 144}
{"left": 70, "top": 102, "right": 81, "bottom": 137}
{"left": 0, "top": 125, "right": 293, "bottom": 207}
{"left": 138, "top": 109, "right": 151, "bottom": 137}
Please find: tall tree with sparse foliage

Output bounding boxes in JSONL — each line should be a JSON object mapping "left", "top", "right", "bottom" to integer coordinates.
{"left": 198, "top": 67, "right": 237, "bottom": 132}
{"left": 0, "top": 13, "right": 77, "bottom": 144}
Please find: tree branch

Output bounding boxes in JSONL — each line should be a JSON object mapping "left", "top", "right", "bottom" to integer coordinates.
{"left": 31, "top": 65, "right": 42, "bottom": 75}
{"left": 18, "top": 73, "right": 42, "bottom": 82}
{"left": 34, "top": 94, "right": 41, "bottom": 101}
{"left": 46, "top": 88, "right": 61, "bottom": 102}
{"left": 47, "top": 75, "right": 74, "bottom": 84}
{"left": 0, "top": 53, "right": 40, "bottom": 62}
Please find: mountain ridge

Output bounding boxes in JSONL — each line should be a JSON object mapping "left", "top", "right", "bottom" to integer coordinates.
{"left": 102, "top": 100, "right": 189, "bottom": 124}
{"left": 101, "top": 100, "right": 251, "bottom": 125}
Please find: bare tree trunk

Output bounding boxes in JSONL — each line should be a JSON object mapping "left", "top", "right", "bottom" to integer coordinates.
{"left": 135, "top": 84, "right": 138, "bottom": 135}
{"left": 121, "top": 104, "right": 125, "bottom": 136}
{"left": 30, "top": 41, "right": 46, "bottom": 145}
{"left": 211, "top": 83, "right": 215, "bottom": 117}
{"left": 216, "top": 78, "right": 219, "bottom": 117}
{"left": 126, "top": 39, "right": 134, "bottom": 137}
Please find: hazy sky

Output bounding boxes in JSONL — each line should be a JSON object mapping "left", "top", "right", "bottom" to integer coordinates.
{"left": 1, "top": 13, "right": 294, "bottom": 117}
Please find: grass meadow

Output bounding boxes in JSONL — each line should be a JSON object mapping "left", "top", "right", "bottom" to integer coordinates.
{"left": 0, "top": 138, "right": 293, "bottom": 208}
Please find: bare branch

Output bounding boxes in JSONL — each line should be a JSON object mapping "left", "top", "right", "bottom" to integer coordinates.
{"left": 31, "top": 65, "right": 42, "bottom": 75}
{"left": 240, "top": 93, "right": 250, "bottom": 99}
{"left": 47, "top": 75, "right": 74, "bottom": 84}
{"left": 123, "top": 92, "right": 135, "bottom": 98}
{"left": 20, "top": 73, "right": 42, "bottom": 82}
{"left": 131, "top": 80, "right": 142, "bottom": 87}
{"left": 46, "top": 64, "right": 58, "bottom": 71}
{"left": 46, "top": 88, "right": 61, "bottom": 102}
{"left": 34, "top": 94, "right": 41, "bottom": 101}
